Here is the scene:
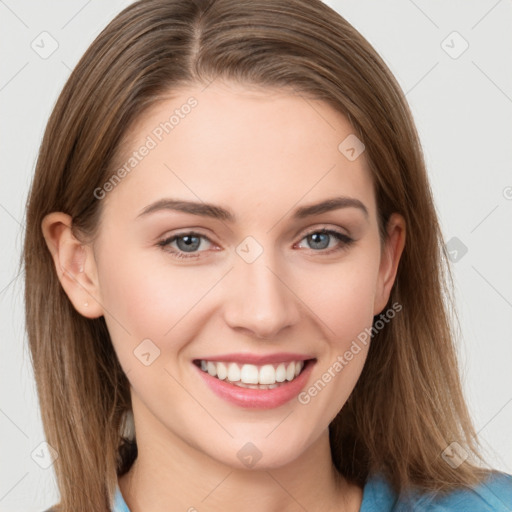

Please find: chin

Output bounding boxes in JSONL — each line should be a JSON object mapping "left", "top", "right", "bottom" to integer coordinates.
{"left": 199, "top": 432, "right": 313, "bottom": 471}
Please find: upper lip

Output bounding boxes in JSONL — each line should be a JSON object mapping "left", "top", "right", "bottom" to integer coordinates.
{"left": 194, "top": 352, "right": 315, "bottom": 365}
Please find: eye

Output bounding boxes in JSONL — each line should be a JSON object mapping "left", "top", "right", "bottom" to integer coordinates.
{"left": 157, "top": 231, "right": 214, "bottom": 259}
{"left": 158, "top": 227, "right": 354, "bottom": 260}
{"left": 295, "top": 228, "right": 354, "bottom": 255}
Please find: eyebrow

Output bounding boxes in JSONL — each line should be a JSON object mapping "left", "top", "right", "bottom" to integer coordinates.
{"left": 137, "top": 196, "right": 369, "bottom": 222}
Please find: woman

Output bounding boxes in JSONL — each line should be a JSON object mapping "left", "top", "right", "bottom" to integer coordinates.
{"left": 24, "top": 0, "right": 512, "bottom": 511}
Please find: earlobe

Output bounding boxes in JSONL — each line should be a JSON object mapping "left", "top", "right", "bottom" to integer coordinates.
{"left": 373, "top": 213, "right": 406, "bottom": 316}
{"left": 41, "top": 212, "right": 103, "bottom": 319}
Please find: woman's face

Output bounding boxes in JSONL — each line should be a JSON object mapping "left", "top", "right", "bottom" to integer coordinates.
{"left": 87, "top": 81, "right": 404, "bottom": 468}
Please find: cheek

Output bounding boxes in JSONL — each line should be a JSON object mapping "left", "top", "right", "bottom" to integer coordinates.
{"left": 294, "top": 265, "right": 377, "bottom": 421}
{"left": 95, "top": 247, "right": 225, "bottom": 360}
{"left": 294, "top": 252, "right": 379, "bottom": 343}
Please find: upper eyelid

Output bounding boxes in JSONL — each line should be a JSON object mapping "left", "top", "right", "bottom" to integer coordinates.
{"left": 300, "top": 226, "right": 350, "bottom": 237}
{"left": 162, "top": 225, "right": 349, "bottom": 239}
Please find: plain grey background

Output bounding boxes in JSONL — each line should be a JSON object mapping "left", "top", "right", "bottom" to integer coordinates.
{"left": 1, "top": 1, "right": 511, "bottom": 510}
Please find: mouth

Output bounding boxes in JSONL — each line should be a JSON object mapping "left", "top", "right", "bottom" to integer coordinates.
{"left": 193, "top": 359, "right": 312, "bottom": 389}
{"left": 192, "top": 356, "right": 317, "bottom": 408}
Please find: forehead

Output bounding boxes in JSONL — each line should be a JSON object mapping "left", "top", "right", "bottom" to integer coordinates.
{"left": 101, "top": 81, "right": 376, "bottom": 224}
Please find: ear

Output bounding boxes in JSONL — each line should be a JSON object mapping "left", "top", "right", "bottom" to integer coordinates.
{"left": 373, "top": 212, "right": 406, "bottom": 316}
{"left": 41, "top": 212, "right": 103, "bottom": 319}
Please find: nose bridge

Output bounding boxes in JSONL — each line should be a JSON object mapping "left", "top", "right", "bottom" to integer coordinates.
{"left": 223, "top": 246, "right": 300, "bottom": 339}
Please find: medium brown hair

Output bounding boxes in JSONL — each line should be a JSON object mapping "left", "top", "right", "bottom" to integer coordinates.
{"left": 23, "top": 0, "right": 492, "bottom": 510}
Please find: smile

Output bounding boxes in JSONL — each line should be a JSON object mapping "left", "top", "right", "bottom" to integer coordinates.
{"left": 193, "top": 357, "right": 316, "bottom": 408}
{"left": 196, "top": 360, "right": 305, "bottom": 389}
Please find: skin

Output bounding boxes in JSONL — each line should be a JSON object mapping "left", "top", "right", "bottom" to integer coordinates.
{"left": 43, "top": 80, "right": 405, "bottom": 512}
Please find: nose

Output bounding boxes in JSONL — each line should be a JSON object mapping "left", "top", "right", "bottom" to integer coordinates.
{"left": 222, "top": 253, "right": 301, "bottom": 340}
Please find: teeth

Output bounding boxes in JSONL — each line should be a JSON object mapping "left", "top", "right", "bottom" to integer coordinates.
{"left": 227, "top": 362, "right": 240, "bottom": 382}
{"left": 216, "top": 362, "right": 228, "bottom": 380}
{"left": 198, "top": 360, "right": 305, "bottom": 385}
{"left": 207, "top": 361, "right": 217, "bottom": 377}
{"left": 259, "top": 364, "right": 276, "bottom": 385}
{"left": 233, "top": 381, "right": 279, "bottom": 390}
{"left": 285, "top": 362, "right": 295, "bottom": 381}
{"left": 275, "top": 363, "right": 286, "bottom": 382}
{"left": 240, "top": 364, "right": 259, "bottom": 384}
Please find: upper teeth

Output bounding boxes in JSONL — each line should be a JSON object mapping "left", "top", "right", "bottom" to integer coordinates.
{"left": 199, "top": 360, "right": 305, "bottom": 385}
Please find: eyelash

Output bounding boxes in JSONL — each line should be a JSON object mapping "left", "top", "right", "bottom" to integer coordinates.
{"left": 157, "top": 228, "right": 354, "bottom": 260}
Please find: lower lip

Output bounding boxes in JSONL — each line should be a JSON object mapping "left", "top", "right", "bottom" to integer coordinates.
{"left": 194, "top": 360, "right": 316, "bottom": 409}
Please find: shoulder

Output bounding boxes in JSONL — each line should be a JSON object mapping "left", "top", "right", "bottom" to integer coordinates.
{"left": 413, "top": 471, "right": 512, "bottom": 511}
{"left": 361, "top": 470, "right": 512, "bottom": 511}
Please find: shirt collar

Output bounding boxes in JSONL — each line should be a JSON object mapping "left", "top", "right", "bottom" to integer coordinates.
{"left": 113, "top": 484, "right": 131, "bottom": 512}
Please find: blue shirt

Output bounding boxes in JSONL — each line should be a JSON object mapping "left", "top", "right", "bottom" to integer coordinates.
{"left": 113, "top": 471, "right": 512, "bottom": 511}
